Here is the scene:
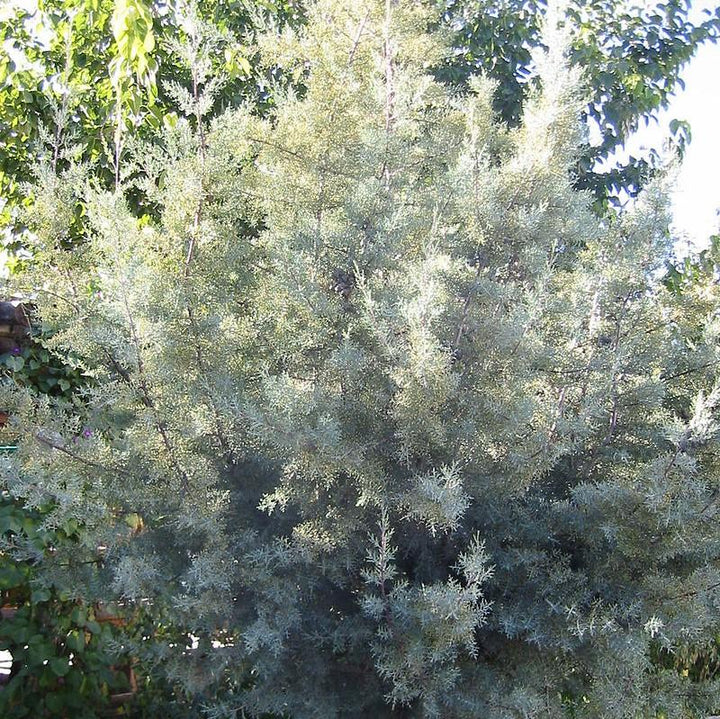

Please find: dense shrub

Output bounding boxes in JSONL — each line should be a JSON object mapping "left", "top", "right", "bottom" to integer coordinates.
{"left": 3, "top": 1, "right": 720, "bottom": 717}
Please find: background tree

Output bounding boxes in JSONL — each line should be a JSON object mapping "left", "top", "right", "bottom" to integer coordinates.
{"left": 4, "top": 1, "right": 720, "bottom": 717}
{"left": 0, "top": 0, "right": 301, "bottom": 252}
{"left": 435, "top": 0, "right": 720, "bottom": 206}
{"left": 1, "top": 0, "right": 718, "bottom": 248}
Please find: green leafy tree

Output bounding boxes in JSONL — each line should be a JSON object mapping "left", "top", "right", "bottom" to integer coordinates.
{"left": 0, "top": 489, "right": 209, "bottom": 717}
{"left": 435, "top": 0, "right": 720, "bottom": 205}
{"left": 4, "top": 1, "right": 720, "bottom": 717}
{"left": 0, "top": 0, "right": 300, "bottom": 242}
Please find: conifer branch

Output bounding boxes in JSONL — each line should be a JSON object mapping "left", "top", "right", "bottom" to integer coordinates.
{"left": 375, "top": 511, "right": 395, "bottom": 628}
{"left": 664, "top": 579, "right": 720, "bottom": 601}
{"left": 185, "top": 304, "right": 233, "bottom": 457}
{"left": 699, "top": 488, "right": 719, "bottom": 516}
{"left": 192, "top": 64, "right": 207, "bottom": 162}
{"left": 452, "top": 268, "right": 483, "bottom": 353}
{"left": 600, "top": 296, "right": 630, "bottom": 448}
{"left": 314, "top": 173, "right": 326, "bottom": 273}
{"left": 381, "top": 0, "right": 395, "bottom": 190}
{"left": 661, "top": 360, "right": 720, "bottom": 383}
{"left": 548, "top": 386, "right": 567, "bottom": 441}
{"left": 57, "top": 557, "right": 105, "bottom": 567}
{"left": 177, "top": 91, "right": 234, "bottom": 458}
{"left": 118, "top": 282, "right": 190, "bottom": 492}
{"left": 185, "top": 42, "right": 207, "bottom": 276}
{"left": 50, "top": 22, "right": 74, "bottom": 174}
{"left": 246, "top": 137, "right": 359, "bottom": 180}
{"left": 99, "top": 346, "right": 133, "bottom": 385}
{"left": 33, "top": 431, "right": 131, "bottom": 479}
{"left": 347, "top": 11, "right": 370, "bottom": 66}
{"left": 30, "top": 287, "right": 82, "bottom": 313}
{"left": 185, "top": 200, "right": 203, "bottom": 273}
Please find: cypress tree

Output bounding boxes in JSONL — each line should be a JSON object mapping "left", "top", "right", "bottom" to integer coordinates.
{"left": 4, "top": 1, "right": 720, "bottom": 717}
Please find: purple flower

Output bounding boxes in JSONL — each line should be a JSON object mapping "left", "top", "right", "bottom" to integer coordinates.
{"left": 10, "top": 347, "right": 21, "bottom": 356}
{"left": 82, "top": 428, "right": 93, "bottom": 439}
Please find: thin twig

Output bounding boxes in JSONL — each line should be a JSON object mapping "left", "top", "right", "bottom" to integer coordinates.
{"left": 665, "top": 580, "right": 720, "bottom": 602}
{"left": 119, "top": 284, "right": 190, "bottom": 492}
{"left": 34, "top": 432, "right": 132, "bottom": 479}
{"left": 347, "top": 11, "right": 370, "bottom": 65}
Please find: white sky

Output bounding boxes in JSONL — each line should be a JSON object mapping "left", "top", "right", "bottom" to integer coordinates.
{"left": 612, "top": 1, "right": 720, "bottom": 251}
{"left": 667, "top": 36, "right": 720, "bottom": 250}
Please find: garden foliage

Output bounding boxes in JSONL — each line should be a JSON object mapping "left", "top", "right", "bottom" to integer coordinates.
{"left": 3, "top": 1, "right": 720, "bottom": 717}
{"left": 1, "top": 0, "right": 718, "bottom": 240}
{"left": 0, "top": 495, "right": 138, "bottom": 718}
